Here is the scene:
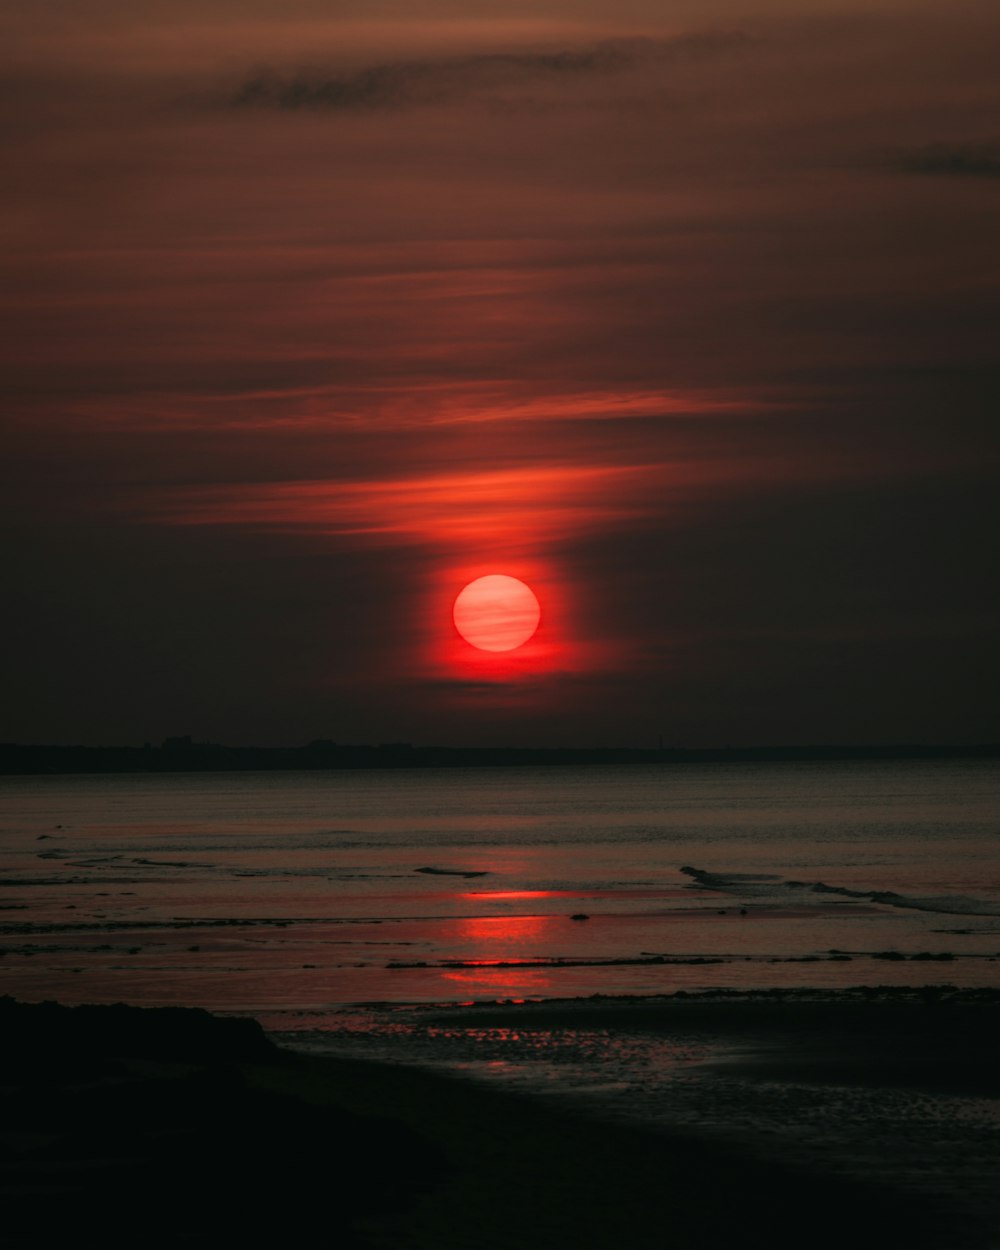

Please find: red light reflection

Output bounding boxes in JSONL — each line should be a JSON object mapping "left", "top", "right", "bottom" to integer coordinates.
{"left": 457, "top": 914, "right": 551, "bottom": 947}
{"left": 459, "top": 890, "right": 585, "bottom": 901}
{"left": 443, "top": 913, "right": 557, "bottom": 995}
{"left": 441, "top": 967, "right": 557, "bottom": 996}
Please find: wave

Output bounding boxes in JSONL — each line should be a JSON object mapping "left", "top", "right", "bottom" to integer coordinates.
{"left": 680, "top": 866, "right": 1000, "bottom": 917}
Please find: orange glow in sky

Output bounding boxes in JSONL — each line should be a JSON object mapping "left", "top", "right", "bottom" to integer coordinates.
{"left": 426, "top": 556, "right": 593, "bottom": 689}
{"left": 7, "top": 0, "right": 995, "bottom": 750}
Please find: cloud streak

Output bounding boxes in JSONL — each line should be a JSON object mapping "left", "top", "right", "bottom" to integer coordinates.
{"left": 143, "top": 463, "right": 667, "bottom": 549}
{"left": 230, "top": 33, "right": 745, "bottom": 112}
{"left": 3, "top": 1, "right": 999, "bottom": 746}
{"left": 891, "top": 142, "right": 1000, "bottom": 180}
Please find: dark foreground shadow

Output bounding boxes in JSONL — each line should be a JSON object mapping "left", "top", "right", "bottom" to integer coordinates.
{"left": 0, "top": 996, "right": 975, "bottom": 1249}
{"left": 0, "top": 998, "right": 440, "bottom": 1248}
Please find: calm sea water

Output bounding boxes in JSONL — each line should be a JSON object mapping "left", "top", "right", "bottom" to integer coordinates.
{"left": 2, "top": 759, "right": 998, "bottom": 1022}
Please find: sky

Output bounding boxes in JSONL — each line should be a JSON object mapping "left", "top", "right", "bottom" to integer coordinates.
{"left": 2, "top": 0, "right": 998, "bottom": 748}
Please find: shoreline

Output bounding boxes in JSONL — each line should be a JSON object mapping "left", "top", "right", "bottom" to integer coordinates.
{"left": 276, "top": 984, "right": 1000, "bottom": 1247}
{"left": 4, "top": 740, "right": 997, "bottom": 775}
{"left": 6, "top": 990, "right": 998, "bottom": 1247}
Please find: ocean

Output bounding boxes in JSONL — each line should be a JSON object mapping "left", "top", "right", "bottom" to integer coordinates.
{"left": 3, "top": 758, "right": 998, "bottom": 1023}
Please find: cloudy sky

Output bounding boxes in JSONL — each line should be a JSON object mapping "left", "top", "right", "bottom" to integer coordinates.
{"left": 2, "top": 0, "right": 997, "bottom": 747}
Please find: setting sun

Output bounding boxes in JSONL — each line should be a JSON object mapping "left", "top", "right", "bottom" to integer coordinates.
{"left": 453, "top": 575, "right": 541, "bottom": 652}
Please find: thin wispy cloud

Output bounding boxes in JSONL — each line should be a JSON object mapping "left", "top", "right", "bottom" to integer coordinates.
{"left": 230, "top": 33, "right": 746, "bottom": 113}
{"left": 4, "top": 0, "right": 998, "bottom": 746}
{"left": 891, "top": 143, "right": 1000, "bottom": 180}
{"left": 141, "top": 463, "right": 665, "bottom": 548}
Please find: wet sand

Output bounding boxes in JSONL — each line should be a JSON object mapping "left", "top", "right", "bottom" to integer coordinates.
{"left": 4, "top": 992, "right": 998, "bottom": 1248}
{"left": 399, "top": 989, "right": 1000, "bottom": 1246}
{"left": 429, "top": 988, "right": 1000, "bottom": 1096}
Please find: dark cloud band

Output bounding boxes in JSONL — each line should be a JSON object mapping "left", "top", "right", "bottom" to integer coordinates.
{"left": 231, "top": 33, "right": 745, "bottom": 112}
{"left": 892, "top": 143, "right": 1000, "bottom": 180}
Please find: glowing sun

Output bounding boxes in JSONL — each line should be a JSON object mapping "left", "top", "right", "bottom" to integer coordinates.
{"left": 453, "top": 575, "right": 541, "bottom": 652}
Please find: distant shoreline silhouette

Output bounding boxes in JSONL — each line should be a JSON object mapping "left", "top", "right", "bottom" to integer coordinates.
{"left": 1, "top": 738, "right": 996, "bottom": 775}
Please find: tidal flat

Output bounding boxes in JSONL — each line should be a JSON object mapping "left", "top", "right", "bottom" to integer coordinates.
{"left": 4, "top": 991, "right": 999, "bottom": 1249}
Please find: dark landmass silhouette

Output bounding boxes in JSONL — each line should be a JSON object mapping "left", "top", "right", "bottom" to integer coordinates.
{"left": 2, "top": 737, "right": 997, "bottom": 774}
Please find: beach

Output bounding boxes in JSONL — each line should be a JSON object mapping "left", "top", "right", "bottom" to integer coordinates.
{"left": 3, "top": 761, "right": 999, "bottom": 1244}
{"left": 4, "top": 992, "right": 999, "bottom": 1248}
{"left": 284, "top": 987, "right": 1000, "bottom": 1247}
{"left": 7, "top": 0, "right": 1000, "bottom": 1235}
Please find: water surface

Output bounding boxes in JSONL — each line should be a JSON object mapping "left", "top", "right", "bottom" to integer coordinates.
{"left": 2, "top": 759, "right": 997, "bottom": 1014}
